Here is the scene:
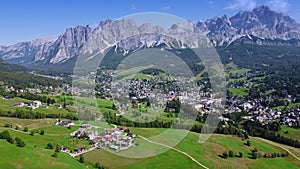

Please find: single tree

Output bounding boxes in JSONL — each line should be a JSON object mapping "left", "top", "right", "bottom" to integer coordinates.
{"left": 246, "top": 140, "right": 251, "bottom": 146}
{"left": 244, "top": 132, "right": 249, "bottom": 139}
{"left": 251, "top": 149, "right": 258, "bottom": 159}
{"left": 222, "top": 151, "right": 229, "bottom": 159}
{"left": 23, "top": 127, "right": 28, "bottom": 132}
{"left": 39, "top": 130, "right": 45, "bottom": 135}
{"left": 79, "top": 154, "right": 85, "bottom": 163}
{"left": 46, "top": 143, "right": 53, "bottom": 149}
{"left": 95, "top": 162, "right": 101, "bottom": 169}
{"left": 0, "top": 130, "right": 10, "bottom": 139}
{"left": 239, "top": 152, "right": 243, "bottom": 158}
{"left": 55, "top": 144, "right": 60, "bottom": 152}
{"left": 15, "top": 137, "right": 25, "bottom": 147}
{"left": 252, "top": 152, "right": 258, "bottom": 159}
{"left": 7, "top": 136, "right": 14, "bottom": 144}
{"left": 52, "top": 152, "right": 58, "bottom": 158}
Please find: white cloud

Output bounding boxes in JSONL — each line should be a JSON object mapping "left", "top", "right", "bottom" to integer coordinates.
{"left": 265, "top": 0, "right": 290, "bottom": 13}
{"left": 224, "top": 0, "right": 257, "bottom": 11}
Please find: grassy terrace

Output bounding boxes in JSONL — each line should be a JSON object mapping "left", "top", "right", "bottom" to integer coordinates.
{"left": 0, "top": 117, "right": 56, "bottom": 129}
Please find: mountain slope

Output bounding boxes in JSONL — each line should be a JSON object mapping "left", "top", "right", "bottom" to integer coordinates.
{"left": 0, "top": 26, "right": 91, "bottom": 65}
{"left": 1, "top": 5, "right": 300, "bottom": 69}
{"left": 0, "top": 58, "right": 28, "bottom": 72}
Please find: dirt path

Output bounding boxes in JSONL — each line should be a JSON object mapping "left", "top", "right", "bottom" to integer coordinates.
{"left": 139, "top": 135, "right": 209, "bottom": 169}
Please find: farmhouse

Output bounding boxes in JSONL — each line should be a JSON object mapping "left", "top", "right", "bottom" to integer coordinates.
{"left": 56, "top": 120, "right": 74, "bottom": 127}
{"left": 14, "top": 102, "right": 25, "bottom": 107}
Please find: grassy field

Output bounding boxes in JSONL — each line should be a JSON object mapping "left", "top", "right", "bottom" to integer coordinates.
{"left": 0, "top": 97, "right": 72, "bottom": 116}
{"left": 0, "top": 97, "right": 31, "bottom": 112}
{"left": 0, "top": 127, "right": 92, "bottom": 169}
{"left": 0, "top": 117, "right": 56, "bottom": 129}
{"left": 0, "top": 127, "right": 90, "bottom": 152}
{"left": 230, "top": 68, "right": 251, "bottom": 74}
{"left": 225, "top": 62, "right": 251, "bottom": 74}
{"left": 278, "top": 126, "right": 300, "bottom": 141}
{"left": 272, "top": 102, "right": 300, "bottom": 110}
{"left": 32, "top": 125, "right": 80, "bottom": 134}
{"left": 228, "top": 87, "right": 249, "bottom": 97}
{"left": 0, "top": 117, "right": 299, "bottom": 169}
{"left": 228, "top": 77, "right": 248, "bottom": 82}
{"left": 0, "top": 140, "right": 88, "bottom": 169}
{"left": 83, "top": 128, "right": 300, "bottom": 169}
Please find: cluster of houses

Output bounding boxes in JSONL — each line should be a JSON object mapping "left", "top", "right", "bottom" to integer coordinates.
{"left": 223, "top": 97, "right": 299, "bottom": 128}
{"left": 3, "top": 85, "right": 48, "bottom": 94}
{"left": 225, "top": 70, "right": 300, "bottom": 127}
{"left": 122, "top": 74, "right": 299, "bottom": 127}
{"left": 111, "top": 76, "right": 212, "bottom": 110}
{"left": 14, "top": 100, "right": 43, "bottom": 110}
{"left": 14, "top": 101, "right": 63, "bottom": 110}
{"left": 71, "top": 69, "right": 299, "bottom": 130}
{"left": 280, "top": 106, "right": 300, "bottom": 126}
{"left": 58, "top": 121, "right": 136, "bottom": 157}
{"left": 95, "top": 127, "right": 136, "bottom": 151}
{"left": 55, "top": 120, "right": 74, "bottom": 127}
{"left": 1, "top": 81, "right": 72, "bottom": 96}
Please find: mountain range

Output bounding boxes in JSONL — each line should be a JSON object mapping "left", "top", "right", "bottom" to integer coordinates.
{"left": 1, "top": 5, "right": 300, "bottom": 68}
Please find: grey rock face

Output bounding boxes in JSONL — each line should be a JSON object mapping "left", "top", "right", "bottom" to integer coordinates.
{"left": 1, "top": 6, "right": 300, "bottom": 65}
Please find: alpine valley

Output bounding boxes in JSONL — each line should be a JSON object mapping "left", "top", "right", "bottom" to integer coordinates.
{"left": 0, "top": 5, "right": 300, "bottom": 169}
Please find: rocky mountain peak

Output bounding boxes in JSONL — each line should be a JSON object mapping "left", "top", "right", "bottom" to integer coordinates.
{"left": 230, "top": 5, "right": 300, "bottom": 37}
{"left": 49, "top": 25, "right": 92, "bottom": 63}
{"left": 1, "top": 5, "right": 300, "bottom": 66}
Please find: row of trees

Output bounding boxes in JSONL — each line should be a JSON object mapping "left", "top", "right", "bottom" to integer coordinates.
{"left": 221, "top": 147, "right": 289, "bottom": 160}
{"left": 250, "top": 148, "right": 289, "bottom": 159}
{"left": 243, "top": 120, "right": 300, "bottom": 148}
{"left": 0, "top": 109, "right": 78, "bottom": 120}
{"left": 222, "top": 150, "right": 243, "bottom": 159}
{"left": 0, "top": 70, "right": 64, "bottom": 89}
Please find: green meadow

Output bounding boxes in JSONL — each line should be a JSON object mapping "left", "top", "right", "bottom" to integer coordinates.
{"left": 0, "top": 118, "right": 299, "bottom": 169}
{"left": 278, "top": 126, "right": 300, "bottom": 141}
{"left": 83, "top": 128, "right": 300, "bottom": 169}
{"left": 228, "top": 87, "right": 249, "bottom": 97}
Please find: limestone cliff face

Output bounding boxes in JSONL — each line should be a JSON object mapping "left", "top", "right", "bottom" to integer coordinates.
{"left": 2, "top": 6, "right": 300, "bottom": 66}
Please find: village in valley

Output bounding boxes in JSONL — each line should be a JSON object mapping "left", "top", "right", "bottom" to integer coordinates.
{"left": 0, "top": 66, "right": 299, "bottom": 159}
{"left": 56, "top": 120, "right": 136, "bottom": 157}
{"left": 1, "top": 67, "right": 299, "bottom": 134}
{"left": 95, "top": 68, "right": 300, "bottom": 128}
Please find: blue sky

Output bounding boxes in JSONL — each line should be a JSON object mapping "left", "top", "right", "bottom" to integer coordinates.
{"left": 1, "top": 0, "right": 299, "bottom": 45}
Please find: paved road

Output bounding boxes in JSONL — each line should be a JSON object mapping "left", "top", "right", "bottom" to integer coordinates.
{"left": 139, "top": 135, "right": 209, "bottom": 169}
